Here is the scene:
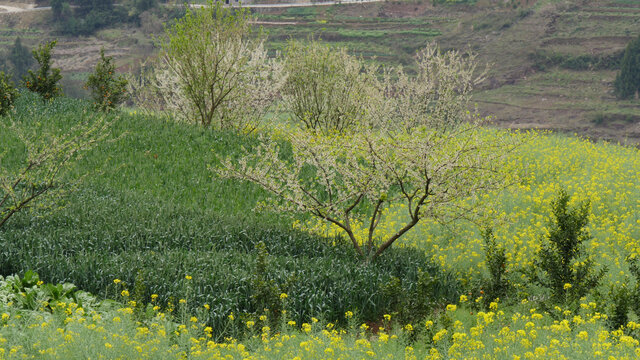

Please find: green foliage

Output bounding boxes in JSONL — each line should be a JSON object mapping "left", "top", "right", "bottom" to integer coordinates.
{"left": 0, "top": 72, "right": 19, "bottom": 117}
{"left": 614, "top": 35, "right": 640, "bottom": 100}
{"left": 529, "top": 50, "right": 623, "bottom": 71}
{"left": 606, "top": 283, "right": 631, "bottom": 330}
{"left": 23, "top": 41, "right": 63, "bottom": 101}
{"left": 249, "top": 242, "right": 285, "bottom": 321}
{"left": 51, "top": 0, "right": 66, "bottom": 21}
{"left": 626, "top": 257, "right": 640, "bottom": 321}
{"left": 135, "top": 0, "right": 157, "bottom": 12}
{"left": 481, "top": 228, "right": 510, "bottom": 304}
{"left": 534, "top": 189, "right": 606, "bottom": 306}
{"left": 0, "top": 270, "right": 108, "bottom": 313}
{"left": 52, "top": 0, "right": 131, "bottom": 36}
{"left": 85, "top": 49, "right": 128, "bottom": 112}
{"left": 381, "top": 263, "right": 458, "bottom": 323}
{"left": 282, "top": 40, "right": 378, "bottom": 133}
{"left": 0, "top": 94, "right": 459, "bottom": 338}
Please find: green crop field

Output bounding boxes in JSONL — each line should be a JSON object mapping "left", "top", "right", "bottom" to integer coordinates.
{"left": 1, "top": 0, "right": 640, "bottom": 358}
{"left": 1, "top": 91, "right": 640, "bottom": 358}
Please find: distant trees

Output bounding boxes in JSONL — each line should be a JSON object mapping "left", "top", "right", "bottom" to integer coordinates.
{"left": 8, "top": 38, "right": 33, "bottom": 83}
{"left": 282, "top": 40, "right": 381, "bottom": 134}
{"left": 614, "top": 35, "right": 640, "bottom": 100}
{"left": 51, "top": 0, "right": 161, "bottom": 35}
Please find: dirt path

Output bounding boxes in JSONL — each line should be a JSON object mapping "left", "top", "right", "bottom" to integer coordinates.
{"left": 0, "top": 3, "right": 47, "bottom": 13}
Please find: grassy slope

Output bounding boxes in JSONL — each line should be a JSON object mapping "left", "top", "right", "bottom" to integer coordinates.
{"left": 0, "top": 93, "right": 460, "bottom": 333}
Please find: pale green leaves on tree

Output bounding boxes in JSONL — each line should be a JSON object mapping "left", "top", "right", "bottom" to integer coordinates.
{"left": 282, "top": 40, "right": 382, "bottom": 134}
{"left": 215, "top": 46, "right": 514, "bottom": 260}
{"left": 144, "top": 0, "right": 283, "bottom": 132}
{"left": 0, "top": 115, "right": 112, "bottom": 230}
{"left": 217, "top": 120, "right": 512, "bottom": 261}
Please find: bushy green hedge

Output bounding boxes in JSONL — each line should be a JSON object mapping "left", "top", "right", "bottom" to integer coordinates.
{"left": 529, "top": 50, "right": 623, "bottom": 71}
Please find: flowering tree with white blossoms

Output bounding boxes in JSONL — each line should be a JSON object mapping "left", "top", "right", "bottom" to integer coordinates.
{"left": 129, "top": 1, "right": 284, "bottom": 133}
{"left": 216, "top": 43, "right": 515, "bottom": 261}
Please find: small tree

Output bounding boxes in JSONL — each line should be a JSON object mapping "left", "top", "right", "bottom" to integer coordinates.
{"left": 24, "top": 41, "right": 63, "bottom": 101}
{"left": 282, "top": 40, "right": 381, "bottom": 133}
{"left": 0, "top": 115, "right": 111, "bottom": 230}
{"left": 85, "top": 49, "right": 128, "bottom": 112}
{"left": 382, "top": 45, "right": 484, "bottom": 130}
{"left": 0, "top": 72, "right": 19, "bottom": 117}
{"left": 51, "top": 0, "right": 66, "bottom": 21}
{"left": 155, "top": 0, "right": 283, "bottom": 131}
{"left": 481, "top": 227, "right": 510, "bottom": 303}
{"left": 534, "top": 190, "right": 605, "bottom": 305}
{"left": 614, "top": 34, "right": 640, "bottom": 100}
{"left": 216, "top": 43, "right": 507, "bottom": 261}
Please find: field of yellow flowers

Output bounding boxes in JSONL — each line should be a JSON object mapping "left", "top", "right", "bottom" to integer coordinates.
{"left": 3, "top": 277, "right": 640, "bottom": 359}
{"left": 301, "top": 130, "right": 640, "bottom": 287}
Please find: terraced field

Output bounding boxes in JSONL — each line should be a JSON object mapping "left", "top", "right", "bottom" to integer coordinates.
{"left": 0, "top": 0, "right": 638, "bottom": 140}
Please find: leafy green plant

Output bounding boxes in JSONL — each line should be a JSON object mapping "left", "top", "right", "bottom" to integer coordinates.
{"left": 0, "top": 106, "right": 112, "bottom": 230}
{"left": 481, "top": 227, "right": 510, "bottom": 304}
{"left": 23, "top": 40, "right": 63, "bottom": 101}
{"left": 85, "top": 49, "right": 128, "bottom": 112}
{"left": 0, "top": 71, "right": 19, "bottom": 117}
{"left": 607, "top": 283, "right": 631, "bottom": 330}
{"left": 0, "top": 270, "right": 107, "bottom": 313}
{"left": 534, "top": 189, "right": 606, "bottom": 306}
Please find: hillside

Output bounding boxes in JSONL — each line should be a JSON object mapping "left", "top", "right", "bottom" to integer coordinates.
{"left": 0, "top": 0, "right": 639, "bottom": 143}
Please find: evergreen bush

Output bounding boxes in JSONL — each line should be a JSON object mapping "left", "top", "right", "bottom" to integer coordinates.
{"left": 23, "top": 41, "right": 63, "bottom": 101}
{"left": 614, "top": 35, "right": 640, "bottom": 100}
{"left": 85, "top": 49, "right": 128, "bottom": 112}
{"left": 534, "top": 190, "right": 606, "bottom": 306}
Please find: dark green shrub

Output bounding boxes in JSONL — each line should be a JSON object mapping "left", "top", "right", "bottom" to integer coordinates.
{"left": 607, "top": 283, "right": 631, "bottom": 330}
{"left": 24, "top": 41, "right": 63, "bottom": 101}
{"left": 249, "top": 242, "right": 286, "bottom": 321}
{"left": 615, "top": 35, "right": 640, "bottom": 100}
{"left": 530, "top": 50, "right": 623, "bottom": 71}
{"left": 85, "top": 49, "right": 128, "bottom": 112}
{"left": 0, "top": 71, "right": 19, "bottom": 116}
{"left": 482, "top": 228, "right": 510, "bottom": 303}
{"left": 534, "top": 189, "right": 606, "bottom": 306}
{"left": 627, "top": 257, "right": 640, "bottom": 320}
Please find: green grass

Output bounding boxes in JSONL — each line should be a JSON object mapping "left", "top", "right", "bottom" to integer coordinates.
{"left": 0, "top": 93, "right": 460, "bottom": 337}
